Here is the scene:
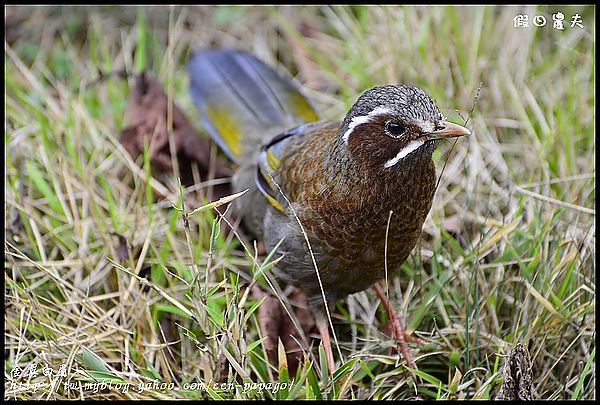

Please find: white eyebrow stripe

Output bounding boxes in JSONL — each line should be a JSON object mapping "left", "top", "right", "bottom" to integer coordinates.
{"left": 384, "top": 140, "right": 425, "bottom": 168}
{"left": 417, "top": 119, "right": 435, "bottom": 134}
{"left": 342, "top": 106, "right": 393, "bottom": 144}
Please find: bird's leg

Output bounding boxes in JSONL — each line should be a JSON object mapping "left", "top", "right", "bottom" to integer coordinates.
{"left": 315, "top": 315, "right": 335, "bottom": 373}
{"left": 373, "top": 282, "right": 424, "bottom": 368}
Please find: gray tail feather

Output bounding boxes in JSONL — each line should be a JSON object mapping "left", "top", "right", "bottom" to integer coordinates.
{"left": 187, "top": 48, "right": 319, "bottom": 163}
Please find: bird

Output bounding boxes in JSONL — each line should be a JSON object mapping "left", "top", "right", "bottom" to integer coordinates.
{"left": 187, "top": 48, "right": 470, "bottom": 372}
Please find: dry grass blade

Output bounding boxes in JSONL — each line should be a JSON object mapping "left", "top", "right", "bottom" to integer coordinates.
{"left": 187, "top": 190, "right": 248, "bottom": 217}
{"left": 4, "top": 5, "right": 594, "bottom": 400}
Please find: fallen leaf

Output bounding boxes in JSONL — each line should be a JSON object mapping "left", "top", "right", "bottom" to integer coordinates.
{"left": 119, "top": 72, "right": 233, "bottom": 200}
{"left": 5, "top": 8, "right": 27, "bottom": 45}
{"left": 280, "top": 288, "right": 315, "bottom": 375}
{"left": 252, "top": 286, "right": 315, "bottom": 377}
{"left": 114, "top": 233, "right": 130, "bottom": 262}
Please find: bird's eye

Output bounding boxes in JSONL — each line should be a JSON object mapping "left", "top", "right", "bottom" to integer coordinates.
{"left": 385, "top": 121, "right": 406, "bottom": 138}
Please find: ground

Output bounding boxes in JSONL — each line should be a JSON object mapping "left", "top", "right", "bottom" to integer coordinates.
{"left": 4, "top": 5, "right": 595, "bottom": 400}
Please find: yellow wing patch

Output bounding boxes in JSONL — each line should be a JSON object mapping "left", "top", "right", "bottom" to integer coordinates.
{"left": 266, "top": 149, "right": 280, "bottom": 171}
{"left": 255, "top": 161, "right": 286, "bottom": 213}
{"left": 290, "top": 92, "right": 320, "bottom": 123}
{"left": 205, "top": 106, "right": 242, "bottom": 159}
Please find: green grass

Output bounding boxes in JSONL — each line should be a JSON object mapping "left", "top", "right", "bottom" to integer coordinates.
{"left": 4, "top": 5, "right": 595, "bottom": 400}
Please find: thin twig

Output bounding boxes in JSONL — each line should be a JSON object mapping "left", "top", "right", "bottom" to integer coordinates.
{"left": 435, "top": 82, "right": 482, "bottom": 193}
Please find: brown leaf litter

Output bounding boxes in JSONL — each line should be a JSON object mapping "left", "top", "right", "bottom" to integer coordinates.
{"left": 252, "top": 286, "right": 316, "bottom": 376}
{"left": 119, "top": 71, "right": 232, "bottom": 200}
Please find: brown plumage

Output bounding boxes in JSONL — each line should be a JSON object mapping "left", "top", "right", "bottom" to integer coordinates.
{"left": 188, "top": 49, "right": 470, "bottom": 371}
{"left": 263, "top": 119, "right": 437, "bottom": 305}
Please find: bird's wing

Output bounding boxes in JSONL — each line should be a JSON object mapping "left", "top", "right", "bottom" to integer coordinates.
{"left": 187, "top": 48, "right": 319, "bottom": 163}
{"left": 255, "top": 122, "right": 323, "bottom": 213}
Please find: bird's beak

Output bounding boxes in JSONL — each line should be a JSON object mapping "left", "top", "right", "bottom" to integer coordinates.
{"left": 422, "top": 121, "right": 471, "bottom": 140}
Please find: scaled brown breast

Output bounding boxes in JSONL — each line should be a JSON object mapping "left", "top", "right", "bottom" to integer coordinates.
{"left": 271, "top": 121, "right": 437, "bottom": 300}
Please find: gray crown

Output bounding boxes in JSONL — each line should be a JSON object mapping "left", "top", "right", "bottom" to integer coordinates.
{"left": 341, "top": 85, "right": 444, "bottom": 133}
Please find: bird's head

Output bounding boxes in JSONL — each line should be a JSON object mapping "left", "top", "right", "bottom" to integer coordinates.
{"left": 339, "top": 85, "right": 470, "bottom": 171}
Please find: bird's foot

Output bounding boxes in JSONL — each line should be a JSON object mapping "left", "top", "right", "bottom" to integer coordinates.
{"left": 372, "top": 282, "right": 421, "bottom": 368}
{"left": 316, "top": 318, "right": 336, "bottom": 374}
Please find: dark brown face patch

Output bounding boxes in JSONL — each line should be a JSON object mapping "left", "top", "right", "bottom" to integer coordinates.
{"left": 345, "top": 114, "right": 426, "bottom": 172}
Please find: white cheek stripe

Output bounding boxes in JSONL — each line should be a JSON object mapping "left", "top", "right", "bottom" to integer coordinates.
{"left": 384, "top": 140, "right": 425, "bottom": 168}
{"left": 342, "top": 106, "right": 393, "bottom": 144}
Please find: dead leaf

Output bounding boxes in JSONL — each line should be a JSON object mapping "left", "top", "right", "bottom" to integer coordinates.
{"left": 119, "top": 72, "right": 233, "bottom": 200}
{"left": 252, "top": 286, "right": 315, "bottom": 377}
{"left": 114, "top": 233, "right": 130, "bottom": 262}
{"left": 5, "top": 8, "right": 26, "bottom": 45}
{"left": 280, "top": 288, "right": 315, "bottom": 374}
